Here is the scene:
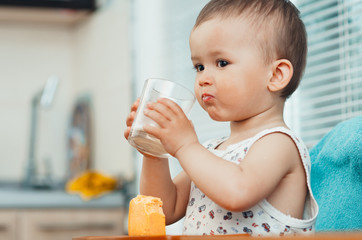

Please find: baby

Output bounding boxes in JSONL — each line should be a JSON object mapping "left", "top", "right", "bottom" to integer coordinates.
{"left": 125, "top": 0, "right": 318, "bottom": 236}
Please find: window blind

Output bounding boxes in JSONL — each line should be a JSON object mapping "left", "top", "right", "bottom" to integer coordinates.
{"left": 292, "top": 0, "right": 362, "bottom": 148}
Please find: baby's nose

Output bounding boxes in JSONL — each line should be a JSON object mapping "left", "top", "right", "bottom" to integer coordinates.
{"left": 197, "top": 73, "right": 213, "bottom": 86}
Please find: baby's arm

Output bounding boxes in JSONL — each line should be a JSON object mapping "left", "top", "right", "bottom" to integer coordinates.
{"left": 144, "top": 98, "right": 300, "bottom": 212}
{"left": 175, "top": 133, "right": 300, "bottom": 212}
{"left": 140, "top": 157, "right": 191, "bottom": 224}
{"left": 124, "top": 99, "right": 190, "bottom": 224}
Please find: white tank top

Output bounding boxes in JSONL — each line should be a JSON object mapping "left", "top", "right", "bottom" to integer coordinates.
{"left": 182, "top": 127, "right": 319, "bottom": 236}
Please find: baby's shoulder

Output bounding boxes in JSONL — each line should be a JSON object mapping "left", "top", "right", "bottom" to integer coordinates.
{"left": 248, "top": 127, "right": 309, "bottom": 166}
{"left": 252, "top": 127, "right": 307, "bottom": 152}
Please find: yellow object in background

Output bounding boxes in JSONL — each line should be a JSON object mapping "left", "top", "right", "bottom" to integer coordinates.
{"left": 128, "top": 195, "right": 166, "bottom": 236}
{"left": 66, "top": 170, "right": 117, "bottom": 200}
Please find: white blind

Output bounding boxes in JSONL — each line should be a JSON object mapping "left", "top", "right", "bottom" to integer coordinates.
{"left": 293, "top": 0, "right": 362, "bottom": 148}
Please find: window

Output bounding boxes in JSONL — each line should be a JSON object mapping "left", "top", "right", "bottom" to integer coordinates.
{"left": 290, "top": 0, "right": 362, "bottom": 148}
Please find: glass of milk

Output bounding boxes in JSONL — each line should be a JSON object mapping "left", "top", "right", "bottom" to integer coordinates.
{"left": 128, "top": 78, "right": 195, "bottom": 158}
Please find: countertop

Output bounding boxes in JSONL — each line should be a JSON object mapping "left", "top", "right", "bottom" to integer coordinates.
{"left": 0, "top": 183, "right": 126, "bottom": 209}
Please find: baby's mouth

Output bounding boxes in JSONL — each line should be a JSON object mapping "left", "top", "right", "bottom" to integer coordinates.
{"left": 202, "top": 93, "right": 214, "bottom": 102}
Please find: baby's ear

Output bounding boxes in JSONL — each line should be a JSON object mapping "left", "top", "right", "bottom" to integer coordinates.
{"left": 268, "top": 59, "right": 293, "bottom": 93}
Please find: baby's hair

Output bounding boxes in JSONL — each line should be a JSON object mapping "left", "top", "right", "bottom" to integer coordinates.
{"left": 194, "top": 0, "right": 307, "bottom": 98}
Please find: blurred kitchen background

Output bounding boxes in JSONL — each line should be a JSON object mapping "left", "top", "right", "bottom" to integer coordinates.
{"left": 0, "top": 0, "right": 361, "bottom": 239}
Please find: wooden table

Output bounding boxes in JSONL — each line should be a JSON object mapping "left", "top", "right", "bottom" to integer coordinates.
{"left": 73, "top": 232, "right": 362, "bottom": 240}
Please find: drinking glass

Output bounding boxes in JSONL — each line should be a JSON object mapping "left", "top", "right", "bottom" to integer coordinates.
{"left": 128, "top": 78, "right": 195, "bottom": 158}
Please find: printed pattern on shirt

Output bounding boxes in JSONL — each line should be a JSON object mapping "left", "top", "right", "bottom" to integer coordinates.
{"left": 182, "top": 127, "right": 318, "bottom": 236}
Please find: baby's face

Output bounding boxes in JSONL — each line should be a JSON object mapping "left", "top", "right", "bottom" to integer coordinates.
{"left": 189, "top": 16, "right": 274, "bottom": 122}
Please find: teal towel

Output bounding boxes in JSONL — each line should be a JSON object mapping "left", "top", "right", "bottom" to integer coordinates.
{"left": 310, "top": 116, "right": 362, "bottom": 231}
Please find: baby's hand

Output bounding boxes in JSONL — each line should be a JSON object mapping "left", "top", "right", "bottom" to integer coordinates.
{"left": 143, "top": 98, "right": 198, "bottom": 157}
{"left": 124, "top": 98, "right": 140, "bottom": 140}
{"left": 124, "top": 98, "right": 168, "bottom": 160}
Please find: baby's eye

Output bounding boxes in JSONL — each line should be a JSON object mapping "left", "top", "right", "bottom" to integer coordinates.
{"left": 217, "top": 60, "right": 229, "bottom": 68}
{"left": 194, "top": 64, "right": 205, "bottom": 72}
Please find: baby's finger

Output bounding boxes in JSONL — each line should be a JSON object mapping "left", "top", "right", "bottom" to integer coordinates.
{"left": 143, "top": 124, "right": 161, "bottom": 140}
{"left": 144, "top": 107, "right": 169, "bottom": 128}
{"left": 130, "top": 98, "right": 140, "bottom": 112}
{"left": 126, "top": 111, "right": 136, "bottom": 127}
{"left": 157, "top": 98, "right": 185, "bottom": 116}
{"left": 124, "top": 126, "right": 131, "bottom": 139}
{"left": 146, "top": 101, "right": 173, "bottom": 121}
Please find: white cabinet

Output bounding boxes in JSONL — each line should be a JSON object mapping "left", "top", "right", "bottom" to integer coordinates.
{"left": 0, "top": 208, "right": 125, "bottom": 240}
{"left": 0, "top": 6, "right": 92, "bottom": 25}
{"left": 0, "top": 210, "right": 17, "bottom": 240}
